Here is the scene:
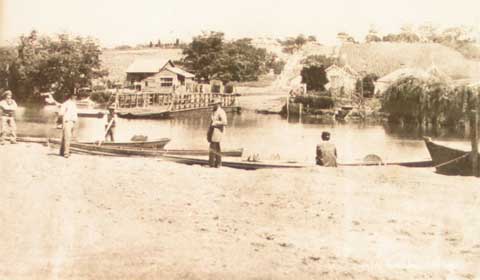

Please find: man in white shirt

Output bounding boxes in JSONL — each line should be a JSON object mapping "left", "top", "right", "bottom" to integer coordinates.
{"left": 207, "top": 98, "right": 227, "bottom": 167}
{"left": 0, "top": 90, "right": 18, "bottom": 144}
{"left": 316, "top": 131, "right": 338, "bottom": 167}
{"left": 105, "top": 105, "right": 118, "bottom": 142}
{"left": 59, "top": 93, "right": 78, "bottom": 158}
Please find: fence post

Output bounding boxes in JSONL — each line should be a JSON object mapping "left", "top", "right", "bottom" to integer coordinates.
{"left": 472, "top": 92, "right": 479, "bottom": 177}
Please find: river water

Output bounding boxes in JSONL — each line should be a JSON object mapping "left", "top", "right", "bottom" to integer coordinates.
{"left": 14, "top": 96, "right": 472, "bottom": 164}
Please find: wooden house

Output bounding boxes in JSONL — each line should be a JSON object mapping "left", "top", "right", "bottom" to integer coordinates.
{"left": 324, "top": 64, "right": 359, "bottom": 99}
{"left": 126, "top": 59, "right": 195, "bottom": 93}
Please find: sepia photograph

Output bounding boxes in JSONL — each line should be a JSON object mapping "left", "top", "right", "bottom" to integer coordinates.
{"left": 0, "top": 0, "right": 479, "bottom": 279}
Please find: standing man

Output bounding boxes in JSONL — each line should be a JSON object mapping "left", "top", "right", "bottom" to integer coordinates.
{"left": 0, "top": 90, "right": 18, "bottom": 144}
{"left": 105, "top": 105, "right": 117, "bottom": 142}
{"left": 59, "top": 92, "right": 78, "bottom": 158}
{"left": 316, "top": 131, "right": 338, "bottom": 167}
{"left": 207, "top": 98, "right": 227, "bottom": 168}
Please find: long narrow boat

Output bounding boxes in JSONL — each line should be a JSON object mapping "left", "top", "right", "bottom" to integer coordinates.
{"left": 338, "top": 160, "right": 433, "bottom": 167}
{"left": 18, "top": 136, "right": 171, "bottom": 149}
{"left": 116, "top": 107, "right": 171, "bottom": 119}
{"left": 159, "top": 155, "right": 311, "bottom": 170}
{"left": 81, "top": 138, "right": 171, "bottom": 149}
{"left": 47, "top": 139, "right": 243, "bottom": 157}
{"left": 423, "top": 137, "right": 479, "bottom": 176}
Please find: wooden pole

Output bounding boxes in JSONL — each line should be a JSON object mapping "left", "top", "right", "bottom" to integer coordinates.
{"left": 299, "top": 103, "right": 303, "bottom": 123}
{"left": 286, "top": 93, "right": 290, "bottom": 121}
{"left": 472, "top": 92, "right": 479, "bottom": 177}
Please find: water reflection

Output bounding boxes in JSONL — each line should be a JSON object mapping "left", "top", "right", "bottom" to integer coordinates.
{"left": 14, "top": 103, "right": 471, "bottom": 163}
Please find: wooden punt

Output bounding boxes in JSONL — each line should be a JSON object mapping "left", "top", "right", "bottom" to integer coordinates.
{"left": 17, "top": 136, "right": 170, "bottom": 149}
{"left": 81, "top": 138, "right": 171, "bottom": 149}
{"left": 47, "top": 139, "right": 243, "bottom": 157}
{"left": 423, "top": 137, "right": 479, "bottom": 176}
{"left": 338, "top": 160, "right": 433, "bottom": 167}
{"left": 159, "top": 155, "right": 311, "bottom": 170}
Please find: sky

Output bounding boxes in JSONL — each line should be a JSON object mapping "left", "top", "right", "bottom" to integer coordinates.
{"left": 1, "top": 0, "right": 480, "bottom": 47}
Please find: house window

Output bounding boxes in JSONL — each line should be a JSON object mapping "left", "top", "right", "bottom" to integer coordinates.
{"left": 160, "top": 77, "right": 173, "bottom": 87}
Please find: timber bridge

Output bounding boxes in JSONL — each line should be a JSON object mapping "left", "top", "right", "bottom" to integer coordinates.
{"left": 114, "top": 91, "right": 241, "bottom": 119}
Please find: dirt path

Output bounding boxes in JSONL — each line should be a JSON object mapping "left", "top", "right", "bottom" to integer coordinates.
{"left": 1, "top": 143, "right": 479, "bottom": 279}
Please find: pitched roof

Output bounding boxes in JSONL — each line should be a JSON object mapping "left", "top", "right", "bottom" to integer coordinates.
{"left": 166, "top": 66, "right": 195, "bottom": 78}
{"left": 338, "top": 42, "right": 480, "bottom": 79}
{"left": 376, "top": 67, "right": 431, "bottom": 84}
{"left": 325, "top": 64, "right": 359, "bottom": 77}
{"left": 126, "top": 58, "right": 175, "bottom": 73}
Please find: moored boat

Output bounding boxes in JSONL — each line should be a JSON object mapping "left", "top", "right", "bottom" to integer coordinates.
{"left": 47, "top": 139, "right": 243, "bottom": 157}
{"left": 81, "top": 138, "right": 171, "bottom": 149}
{"left": 423, "top": 137, "right": 479, "bottom": 176}
{"left": 159, "top": 155, "right": 310, "bottom": 170}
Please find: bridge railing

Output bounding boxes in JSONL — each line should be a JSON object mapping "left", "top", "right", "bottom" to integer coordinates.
{"left": 116, "top": 92, "right": 238, "bottom": 111}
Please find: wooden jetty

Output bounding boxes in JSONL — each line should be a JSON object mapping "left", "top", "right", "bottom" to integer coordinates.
{"left": 115, "top": 92, "right": 241, "bottom": 119}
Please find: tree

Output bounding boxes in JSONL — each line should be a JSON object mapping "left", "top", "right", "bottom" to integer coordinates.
{"left": 337, "top": 32, "right": 357, "bottom": 43}
{"left": 0, "top": 47, "right": 16, "bottom": 90}
{"left": 307, "top": 35, "right": 317, "bottom": 42}
{"left": 182, "top": 32, "right": 271, "bottom": 83}
{"left": 365, "top": 26, "right": 382, "bottom": 43}
{"left": 7, "top": 30, "right": 107, "bottom": 102}
{"left": 417, "top": 23, "right": 439, "bottom": 43}
{"left": 301, "top": 55, "right": 337, "bottom": 68}
{"left": 149, "top": 41, "right": 153, "bottom": 48}
{"left": 266, "top": 54, "right": 286, "bottom": 75}
{"left": 280, "top": 34, "right": 308, "bottom": 54}
{"left": 300, "top": 65, "right": 328, "bottom": 91}
{"left": 182, "top": 31, "right": 225, "bottom": 82}
{"left": 355, "top": 73, "right": 379, "bottom": 97}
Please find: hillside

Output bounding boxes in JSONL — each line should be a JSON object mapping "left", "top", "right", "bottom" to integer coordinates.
{"left": 100, "top": 48, "right": 184, "bottom": 81}
{"left": 339, "top": 42, "right": 480, "bottom": 79}
{"left": 99, "top": 42, "right": 480, "bottom": 90}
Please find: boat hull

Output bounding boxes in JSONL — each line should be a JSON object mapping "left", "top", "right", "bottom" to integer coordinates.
{"left": 117, "top": 111, "right": 171, "bottom": 119}
{"left": 160, "top": 155, "right": 309, "bottom": 170}
{"left": 47, "top": 139, "right": 243, "bottom": 157}
{"left": 423, "top": 137, "right": 479, "bottom": 176}
{"left": 81, "top": 138, "right": 171, "bottom": 149}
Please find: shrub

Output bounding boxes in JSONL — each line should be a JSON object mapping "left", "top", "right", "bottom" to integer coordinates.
{"left": 381, "top": 76, "right": 476, "bottom": 126}
{"left": 211, "top": 84, "right": 222, "bottom": 93}
{"left": 90, "top": 91, "right": 112, "bottom": 104}
{"left": 224, "top": 84, "right": 234, "bottom": 94}
{"left": 294, "top": 95, "right": 334, "bottom": 109}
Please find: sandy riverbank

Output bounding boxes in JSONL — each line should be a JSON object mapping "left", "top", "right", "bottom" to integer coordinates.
{"left": 1, "top": 143, "right": 479, "bottom": 279}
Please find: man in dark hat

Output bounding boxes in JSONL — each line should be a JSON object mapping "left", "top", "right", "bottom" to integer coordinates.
{"left": 59, "top": 92, "right": 78, "bottom": 158}
{"left": 207, "top": 98, "right": 227, "bottom": 168}
{"left": 316, "top": 131, "right": 337, "bottom": 167}
{"left": 0, "top": 90, "right": 18, "bottom": 144}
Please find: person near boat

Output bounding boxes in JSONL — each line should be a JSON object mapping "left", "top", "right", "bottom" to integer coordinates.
{"left": 0, "top": 90, "right": 18, "bottom": 144}
{"left": 316, "top": 131, "right": 337, "bottom": 167}
{"left": 207, "top": 98, "right": 227, "bottom": 168}
{"left": 59, "top": 92, "right": 78, "bottom": 158}
{"left": 105, "top": 105, "right": 118, "bottom": 142}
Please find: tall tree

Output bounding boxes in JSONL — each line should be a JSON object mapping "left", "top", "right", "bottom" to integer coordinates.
{"left": 182, "top": 32, "right": 272, "bottom": 84}
{"left": 182, "top": 31, "right": 224, "bottom": 82}
{"left": 300, "top": 65, "right": 328, "bottom": 91}
{"left": 7, "top": 30, "right": 107, "bottom": 102}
